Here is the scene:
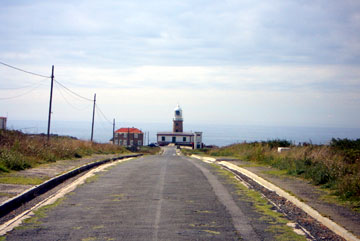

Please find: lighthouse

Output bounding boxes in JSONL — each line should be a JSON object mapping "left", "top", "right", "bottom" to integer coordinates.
{"left": 173, "top": 104, "right": 183, "bottom": 132}
{"left": 157, "top": 104, "right": 203, "bottom": 148}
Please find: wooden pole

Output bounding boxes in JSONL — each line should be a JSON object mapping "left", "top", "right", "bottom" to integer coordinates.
{"left": 47, "top": 65, "right": 54, "bottom": 141}
{"left": 90, "top": 93, "right": 96, "bottom": 142}
{"left": 113, "top": 118, "right": 115, "bottom": 144}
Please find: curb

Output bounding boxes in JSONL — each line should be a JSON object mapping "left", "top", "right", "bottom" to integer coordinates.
{"left": 190, "top": 154, "right": 359, "bottom": 241}
{"left": 0, "top": 153, "right": 142, "bottom": 218}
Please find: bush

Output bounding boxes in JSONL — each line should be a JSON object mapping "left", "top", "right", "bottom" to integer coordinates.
{"left": 330, "top": 138, "right": 360, "bottom": 151}
{"left": 0, "top": 148, "right": 31, "bottom": 171}
{"left": 263, "top": 139, "right": 292, "bottom": 148}
{"left": 195, "top": 139, "right": 360, "bottom": 203}
{"left": 0, "top": 130, "right": 130, "bottom": 173}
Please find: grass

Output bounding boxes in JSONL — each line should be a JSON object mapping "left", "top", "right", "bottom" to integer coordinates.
{"left": 136, "top": 146, "right": 161, "bottom": 155}
{"left": 212, "top": 164, "right": 306, "bottom": 241}
{"left": 0, "top": 175, "right": 47, "bottom": 185}
{"left": 16, "top": 197, "right": 67, "bottom": 230}
{"left": 185, "top": 139, "right": 360, "bottom": 209}
{"left": 84, "top": 174, "right": 100, "bottom": 184}
{"left": 0, "top": 129, "right": 130, "bottom": 173}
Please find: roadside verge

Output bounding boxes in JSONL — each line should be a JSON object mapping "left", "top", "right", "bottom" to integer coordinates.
{"left": 190, "top": 154, "right": 359, "bottom": 241}
{"left": 0, "top": 153, "right": 142, "bottom": 218}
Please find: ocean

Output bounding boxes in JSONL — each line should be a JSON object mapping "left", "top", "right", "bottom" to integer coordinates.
{"left": 6, "top": 120, "right": 360, "bottom": 147}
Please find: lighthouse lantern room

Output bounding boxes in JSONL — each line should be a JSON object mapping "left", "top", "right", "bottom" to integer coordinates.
{"left": 173, "top": 104, "right": 183, "bottom": 132}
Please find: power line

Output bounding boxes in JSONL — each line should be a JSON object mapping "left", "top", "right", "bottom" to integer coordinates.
{"left": 0, "top": 80, "right": 46, "bottom": 100}
{"left": 95, "top": 103, "right": 113, "bottom": 125}
{"left": 95, "top": 108, "right": 112, "bottom": 132}
{"left": 54, "top": 79, "right": 93, "bottom": 102}
{"left": 0, "top": 78, "right": 48, "bottom": 90}
{"left": 54, "top": 84, "right": 92, "bottom": 111}
{"left": 0, "top": 61, "right": 51, "bottom": 79}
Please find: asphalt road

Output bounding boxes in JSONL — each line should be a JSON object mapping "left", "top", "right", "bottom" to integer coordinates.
{"left": 3, "top": 147, "right": 300, "bottom": 241}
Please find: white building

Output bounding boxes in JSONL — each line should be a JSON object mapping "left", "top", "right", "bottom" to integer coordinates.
{"left": 157, "top": 105, "right": 203, "bottom": 149}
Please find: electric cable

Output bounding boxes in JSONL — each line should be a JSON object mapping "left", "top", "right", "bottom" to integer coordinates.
{"left": 0, "top": 80, "right": 46, "bottom": 100}
{"left": 95, "top": 107, "right": 112, "bottom": 132}
{"left": 54, "top": 83, "right": 92, "bottom": 111}
{"left": 0, "top": 78, "right": 48, "bottom": 90}
{"left": 54, "top": 79, "right": 93, "bottom": 102}
{"left": 0, "top": 61, "right": 51, "bottom": 79}
{"left": 95, "top": 103, "right": 113, "bottom": 125}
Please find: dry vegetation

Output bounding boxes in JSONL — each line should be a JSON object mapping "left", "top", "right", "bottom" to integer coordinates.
{"left": 185, "top": 139, "right": 360, "bottom": 207}
{"left": 0, "top": 129, "right": 129, "bottom": 173}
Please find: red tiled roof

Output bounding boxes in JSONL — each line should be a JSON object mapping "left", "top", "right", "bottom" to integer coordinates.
{"left": 115, "top": 127, "right": 143, "bottom": 134}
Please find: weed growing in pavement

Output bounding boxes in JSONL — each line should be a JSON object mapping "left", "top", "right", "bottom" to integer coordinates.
{"left": 16, "top": 197, "right": 67, "bottom": 230}
{"left": 185, "top": 139, "right": 360, "bottom": 209}
{"left": 0, "top": 129, "right": 130, "bottom": 173}
{"left": 84, "top": 174, "right": 100, "bottom": 184}
{"left": 211, "top": 164, "right": 306, "bottom": 241}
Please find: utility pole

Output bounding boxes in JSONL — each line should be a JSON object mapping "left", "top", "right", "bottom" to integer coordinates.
{"left": 47, "top": 65, "right": 54, "bottom": 141}
{"left": 90, "top": 93, "right": 96, "bottom": 142}
{"left": 127, "top": 127, "right": 130, "bottom": 147}
{"left": 148, "top": 131, "right": 149, "bottom": 145}
{"left": 113, "top": 118, "right": 115, "bottom": 144}
{"left": 144, "top": 131, "right": 146, "bottom": 146}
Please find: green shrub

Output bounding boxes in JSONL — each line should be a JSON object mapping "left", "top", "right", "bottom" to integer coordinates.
{"left": 0, "top": 130, "right": 129, "bottom": 173}
{"left": 197, "top": 139, "right": 360, "bottom": 203}
{"left": 330, "top": 138, "right": 360, "bottom": 151}
{"left": 0, "top": 148, "right": 31, "bottom": 171}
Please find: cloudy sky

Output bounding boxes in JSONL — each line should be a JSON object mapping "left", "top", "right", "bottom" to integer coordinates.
{"left": 1, "top": 0, "right": 360, "bottom": 128}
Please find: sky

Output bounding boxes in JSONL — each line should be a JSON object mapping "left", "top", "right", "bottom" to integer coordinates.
{"left": 0, "top": 0, "right": 360, "bottom": 129}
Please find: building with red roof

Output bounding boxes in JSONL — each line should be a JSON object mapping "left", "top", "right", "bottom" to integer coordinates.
{"left": 114, "top": 127, "right": 143, "bottom": 148}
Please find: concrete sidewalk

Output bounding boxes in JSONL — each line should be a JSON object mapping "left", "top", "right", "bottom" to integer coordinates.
{"left": 0, "top": 153, "right": 128, "bottom": 204}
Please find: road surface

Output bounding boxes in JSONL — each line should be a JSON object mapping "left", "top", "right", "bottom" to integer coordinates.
{"left": 3, "top": 147, "right": 305, "bottom": 240}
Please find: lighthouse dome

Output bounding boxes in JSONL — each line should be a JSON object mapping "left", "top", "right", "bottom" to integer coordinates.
{"left": 174, "top": 104, "right": 182, "bottom": 112}
{"left": 174, "top": 104, "right": 183, "bottom": 120}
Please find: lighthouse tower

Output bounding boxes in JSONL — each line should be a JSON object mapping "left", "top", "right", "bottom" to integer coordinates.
{"left": 173, "top": 104, "right": 183, "bottom": 132}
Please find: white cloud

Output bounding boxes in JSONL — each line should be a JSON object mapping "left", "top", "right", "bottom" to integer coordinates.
{"left": 0, "top": 0, "right": 360, "bottom": 128}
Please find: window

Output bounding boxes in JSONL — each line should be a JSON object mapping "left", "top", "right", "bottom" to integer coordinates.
{"left": 175, "top": 110, "right": 180, "bottom": 115}
{"left": 183, "top": 137, "right": 186, "bottom": 142}
{"left": 124, "top": 133, "right": 127, "bottom": 138}
{"left": 161, "top": 136, "right": 165, "bottom": 141}
{"left": 130, "top": 140, "right": 133, "bottom": 145}
{"left": 138, "top": 140, "right": 142, "bottom": 146}
{"left": 134, "top": 133, "right": 138, "bottom": 138}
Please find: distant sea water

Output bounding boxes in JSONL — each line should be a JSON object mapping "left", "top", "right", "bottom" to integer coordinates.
{"left": 6, "top": 120, "right": 360, "bottom": 147}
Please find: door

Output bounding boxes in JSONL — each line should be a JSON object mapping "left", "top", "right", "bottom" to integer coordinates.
{"left": 172, "top": 137, "right": 176, "bottom": 143}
